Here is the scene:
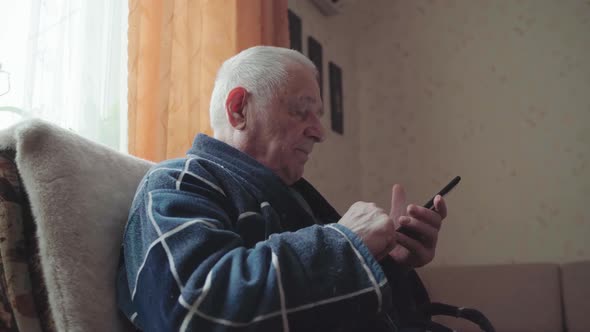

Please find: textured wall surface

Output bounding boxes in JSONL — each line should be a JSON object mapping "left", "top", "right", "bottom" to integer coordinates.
{"left": 292, "top": 0, "right": 589, "bottom": 265}
{"left": 354, "top": 0, "right": 590, "bottom": 265}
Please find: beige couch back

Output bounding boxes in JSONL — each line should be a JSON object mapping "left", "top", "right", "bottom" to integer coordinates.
{"left": 561, "top": 261, "right": 590, "bottom": 332}
{"left": 417, "top": 262, "right": 590, "bottom": 332}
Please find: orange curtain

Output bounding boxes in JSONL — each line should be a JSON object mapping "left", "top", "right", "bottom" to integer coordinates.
{"left": 128, "top": 0, "right": 288, "bottom": 161}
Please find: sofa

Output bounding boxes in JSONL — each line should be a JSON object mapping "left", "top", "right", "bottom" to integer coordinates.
{"left": 0, "top": 119, "right": 587, "bottom": 331}
{"left": 418, "top": 261, "right": 590, "bottom": 332}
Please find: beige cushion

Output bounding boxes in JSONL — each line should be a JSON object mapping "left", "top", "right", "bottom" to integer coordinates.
{"left": 561, "top": 261, "right": 590, "bottom": 332}
{"left": 0, "top": 120, "right": 153, "bottom": 331}
{"left": 418, "top": 263, "right": 563, "bottom": 332}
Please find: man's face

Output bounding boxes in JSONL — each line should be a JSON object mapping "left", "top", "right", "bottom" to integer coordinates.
{"left": 246, "top": 65, "right": 325, "bottom": 185}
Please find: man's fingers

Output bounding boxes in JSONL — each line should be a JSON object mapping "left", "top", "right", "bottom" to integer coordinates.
{"left": 433, "top": 195, "right": 447, "bottom": 219}
{"left": 398, "top": 216, "right": 438, "bottom": 248}
{"left": 407, "top": 204, "right": 443, "bottom": 230}
{"left": 395, "top": 230, "right": 429, "bottom": 261}
{"left": 379, "top": 238, "right": 397, "bottom": 261}
{"left": 390, "top": 184, "right": 407, "bottom": 222}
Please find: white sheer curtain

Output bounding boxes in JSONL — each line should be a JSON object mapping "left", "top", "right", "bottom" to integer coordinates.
{"left": 0, "top": 0, "right": 128, "bottom": 152}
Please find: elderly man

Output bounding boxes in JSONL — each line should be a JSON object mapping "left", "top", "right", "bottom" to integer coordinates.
{"left": 117, "top": 46, "right": 446, "bottom": 331}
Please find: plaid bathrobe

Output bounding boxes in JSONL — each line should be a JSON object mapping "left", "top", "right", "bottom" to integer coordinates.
{"left": 117, "top": 134, "right": 423, "bottom": 331}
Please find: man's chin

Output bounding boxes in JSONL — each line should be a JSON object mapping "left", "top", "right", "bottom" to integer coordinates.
{"left": 285, "top": 168, "right": 305, "bottom": 185}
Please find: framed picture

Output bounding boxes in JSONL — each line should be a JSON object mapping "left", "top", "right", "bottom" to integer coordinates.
{"left": 307, "top": 36, "right": 323, "bottom": 99}
{"left": 329, "top": 62, "right": 343, "bottom": 135}
{"left": 288, "top": 10, "right": 302, "bottom": 52}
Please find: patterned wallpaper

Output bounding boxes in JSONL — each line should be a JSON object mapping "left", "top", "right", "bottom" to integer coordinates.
{"left": 356, "top": 0, "right": 590, "bottom": 265}
{"left": 290, "top": 0, "right": 589, "bottom": 265}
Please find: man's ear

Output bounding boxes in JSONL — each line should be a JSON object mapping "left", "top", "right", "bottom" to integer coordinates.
{"left": 225, "top": 87, "right": 249, "bottom": 130}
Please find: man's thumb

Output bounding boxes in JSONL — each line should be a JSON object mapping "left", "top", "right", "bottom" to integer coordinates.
{"left": 390, "top": 184, "right": 407, "bottom": 222}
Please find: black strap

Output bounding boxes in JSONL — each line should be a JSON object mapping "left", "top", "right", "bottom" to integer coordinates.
{"left": 425, "top": 302, "right": 496, "bottom": 332}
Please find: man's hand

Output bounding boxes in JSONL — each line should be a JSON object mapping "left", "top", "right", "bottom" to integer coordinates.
{"left": 389, "top": 184, "right": 447, "bottom": 268}
{"left": 338, "top": 202, "right": 396, "bottom": 261}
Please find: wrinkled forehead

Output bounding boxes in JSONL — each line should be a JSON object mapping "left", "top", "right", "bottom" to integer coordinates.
{"left": 265, "top": 64, "right": 321, "bottom": 113}
{"left": 296, "top": 95, "right": 322, "bottom": 109}
{"left": 285, "top": 94, "right": 324, "bottom": 117}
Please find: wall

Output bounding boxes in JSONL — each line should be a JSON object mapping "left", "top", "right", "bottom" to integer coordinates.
{"left": 355, "top": 0, "right": 590, "bottom": 265}
{"left": 287, "top": 0, "right": 362, "bottom": 214}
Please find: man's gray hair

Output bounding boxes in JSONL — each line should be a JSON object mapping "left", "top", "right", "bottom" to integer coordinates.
{"left": 209, "top": 46, "right": 317, "bottom": 135}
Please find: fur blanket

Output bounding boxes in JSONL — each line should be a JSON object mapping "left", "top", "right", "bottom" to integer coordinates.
{"left": 0, "top": 120, "right": 153, "bottom": 331}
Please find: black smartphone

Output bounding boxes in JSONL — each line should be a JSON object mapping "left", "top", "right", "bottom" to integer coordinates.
{"left": 396, "top": 176, "right": 461, "bottom": 240}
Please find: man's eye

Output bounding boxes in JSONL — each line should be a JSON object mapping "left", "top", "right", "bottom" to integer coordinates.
{"left": 293, "top": 109, "right": 308, "bottom": 120}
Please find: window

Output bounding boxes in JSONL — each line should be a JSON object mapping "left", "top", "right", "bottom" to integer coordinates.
{"left": 0, "top": 0, "right": 128, "bottom": 152}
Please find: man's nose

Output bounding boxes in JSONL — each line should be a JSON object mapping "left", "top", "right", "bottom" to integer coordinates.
{"left": 304, "top": 113, "right": 326, "bottom": 143}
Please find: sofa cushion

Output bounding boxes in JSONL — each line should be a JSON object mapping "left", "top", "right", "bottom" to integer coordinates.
{"left": 0, "top": 120, "right": 153, "bottom": 331}
{"left": 561, "top": 261, "right": 590, "bottom": 332}
{"left": 418, "top": 263, "right": 563, "bottom": 332}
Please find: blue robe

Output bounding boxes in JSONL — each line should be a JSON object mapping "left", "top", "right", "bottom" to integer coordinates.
{"left": 117, "top": 134, "right": 420, "bottom": 331}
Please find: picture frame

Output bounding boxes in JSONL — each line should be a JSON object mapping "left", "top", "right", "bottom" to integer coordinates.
{"left": 307, "top": 36, "right": 323, "bottom": 99}
{"left": 288, "top": 10, "right": 302, "bottom": 53}
{"left": 329, "top": 62, "right": 343, "bottom": 135}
